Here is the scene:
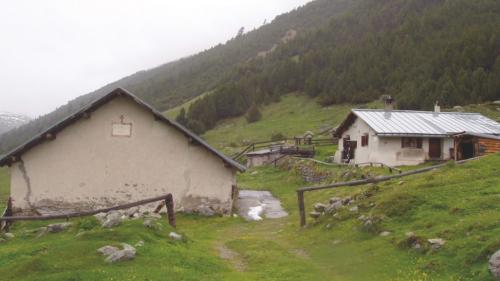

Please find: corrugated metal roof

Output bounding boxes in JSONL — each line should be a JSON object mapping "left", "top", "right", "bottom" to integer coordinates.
{"left": 352, "top": 109, "right": 500, "bottom": 137}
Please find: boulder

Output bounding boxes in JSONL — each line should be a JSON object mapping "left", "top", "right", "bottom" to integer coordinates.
{"left": 309, "top": 211, "right": 321, "bottom": 219}
{"left": 341, "top": 198, "right": 352, "bottom": 205}
{"left": 329, "top": 201, "right": 343, "bottom": 211}
{"left": 94, "top": 213, "right": 107, "bottom": 224}
{"left": 105, "top": 244, "right": 136, "bottom": 263}
{"left": 329, "top": 197, "right": 342, "bottom": 204}
{"left": 198, "top": 206, "right": 216, "bottom": 217}
{"left": 47, "top": 222, "right": 73, "bottom": 233}
{"left": 124, "top": 207, "right": 139, "bottom": 218}
{"left": 169, "top": 232, "right": 183, "bottom": 241}
{"left": 102, "top": 211, "right": 122, "bottom": 228}
{"left": 36, "top": 227, "right": 49, "bottom": 238}
{"left": 493, "top": 100, "right": 500, "bottom": 105}
{"left": 489, "top": 250, "right": 500, "bottom": 278}
{"left": 380, "top": 231, "right": 391, "bottom": 237}
{"left": 428, "top": 238, "right": 446, "bottom": 249}
{"left": 135, "top": 240, "right": 145, "bottom": 247}
{"left": 313, "top": 203, "right": 328, "bottom": 213}
{"left": 97, "top": 245, "right": 119, "bottom": 256}
{"left": 143, "top": 218, "right": 155, "bottom": 228}
{"left": 4, "top": 233, "right": 14, "bottom": 240}
{"left": 349, "top": 206, "right": 358, "bottom": 212}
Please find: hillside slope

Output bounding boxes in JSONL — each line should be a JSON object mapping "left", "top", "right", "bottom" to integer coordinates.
{"left": 184, "top": 0, "right": 500, "bottom": 133}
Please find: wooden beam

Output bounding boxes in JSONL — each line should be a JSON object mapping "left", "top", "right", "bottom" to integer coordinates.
{"left": 1, "top": 193, "right": 176, "bottom": 229}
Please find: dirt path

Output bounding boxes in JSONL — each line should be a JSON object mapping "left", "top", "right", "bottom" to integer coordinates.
{"left": 216, "top": 242, "right": 246, "bottom": 272}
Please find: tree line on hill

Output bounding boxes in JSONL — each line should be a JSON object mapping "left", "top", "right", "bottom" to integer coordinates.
{"left": 180, "top": 0, "right": 500, "bottom": 134}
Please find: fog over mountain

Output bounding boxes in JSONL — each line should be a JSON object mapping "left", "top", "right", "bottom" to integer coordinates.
{"left": 0, "top": 112, "right": 31, "bottom": 136}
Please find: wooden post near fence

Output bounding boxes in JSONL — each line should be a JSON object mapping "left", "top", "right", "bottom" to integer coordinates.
{"left": 165, "top": 193, "right": 176, "bottom": 228}
{"left": 297, "top": 191, "right": 306, "bottom": 227}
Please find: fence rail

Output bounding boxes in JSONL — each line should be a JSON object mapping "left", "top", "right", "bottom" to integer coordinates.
{"left": 1, "top": 193, "right": 176, "bottom": 232}
{"left": 232, "top": 138, "right": 338, "bottom": 161}
{"left": 296, "top": 157, "right": 481, "bottom": 227}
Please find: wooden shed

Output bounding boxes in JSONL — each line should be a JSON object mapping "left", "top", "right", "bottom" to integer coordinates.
{"left": 452, "top": 132, "right": 500, "bottom": 160}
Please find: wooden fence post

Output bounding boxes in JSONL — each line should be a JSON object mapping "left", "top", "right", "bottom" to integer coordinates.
{"left": 297, "top": 191, "right": 306, "bottom": 227}
{"left": 4, "top": 197, "right": 13, "bottom": 232}
{"left": 165, "top": 194, "right": 176, "bottom": 228}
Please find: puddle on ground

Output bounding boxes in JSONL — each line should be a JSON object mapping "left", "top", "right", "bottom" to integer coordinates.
{"left": 237, "top": 190, "right": 288, "bottom": 221}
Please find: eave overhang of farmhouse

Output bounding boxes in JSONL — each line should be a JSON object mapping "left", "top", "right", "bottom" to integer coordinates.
{"left": 335, "top": 109, "right": 500, "bottom": 139}
{"left": 0, "top": 88, "right": 246, "bottom": 172}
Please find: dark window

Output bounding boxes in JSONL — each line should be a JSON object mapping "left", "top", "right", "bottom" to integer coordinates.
{"left": 402, "top": 137, "right": 423, "bottom": 148}
{"left": 361, "top": 134, "right": 369, "bottom": 147}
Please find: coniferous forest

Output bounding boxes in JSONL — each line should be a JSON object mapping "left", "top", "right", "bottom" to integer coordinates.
{"left": 183, "top": 0, "right": 500, "bottom": 133}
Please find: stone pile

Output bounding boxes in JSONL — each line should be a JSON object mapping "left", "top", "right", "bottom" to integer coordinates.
{"left": 309, "top": 197, "right": 353, "bottom": 218}
{"left": 97, "top": 243, "right": 137, "bottom": 263}
{"left": 95, "top": 208, "right": 163, "bottom": 228}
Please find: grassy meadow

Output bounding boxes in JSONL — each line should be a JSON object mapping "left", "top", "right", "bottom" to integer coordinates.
{"left": 1, "top": 154, "right": 500, "bottom": 280}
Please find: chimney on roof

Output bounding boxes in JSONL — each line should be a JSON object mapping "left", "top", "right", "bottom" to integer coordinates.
{"left": 383, "top": 95, "right": 395, "bottom": 111}
{"left": 434, "top": 101, "right": 441, "bottom": 113}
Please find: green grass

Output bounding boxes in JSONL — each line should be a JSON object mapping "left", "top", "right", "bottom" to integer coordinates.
{"left": 164, "top": 91, "right": 213, "bottom": 119}
{"left": 0, "top": 168, "right": 9, "bottom": 211}
{"left": 202, "top": 94, "right": 354, "bottom": 151}
{"left": 167, "top": 93, "right": 380, "bottom": 154}
{"left": 448, "top": 102, "right": 500, "bottom": 122}
{"left": 2, "top": 155, "right": 499, "bottom": 280}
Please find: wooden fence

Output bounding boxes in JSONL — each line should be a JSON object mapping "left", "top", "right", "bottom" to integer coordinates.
{"left": 232, "top": 138, "right": 338, "bottom": 161}
{"left": 0, "top": 193, "right": 176, "bottom": 232}
{"left": 296, "top": 157, "right": 481, "bottom": 227}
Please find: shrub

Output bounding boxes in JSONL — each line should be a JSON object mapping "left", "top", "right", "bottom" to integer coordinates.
{"left": 374, "top": 193, "right": 421, "bottom": 218}
{"left": 245, "top": 104, "right": 262, "bottom": 123}
{"left": 77, "top": 217, "right": 100, "bottom": 231}
{"left": 271, "top": 132, "right": 286, "bottom": 141}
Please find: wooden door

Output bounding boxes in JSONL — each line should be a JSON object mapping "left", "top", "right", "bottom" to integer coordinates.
{"left": 429, "top": 138, "right": 442, "bottom": 159}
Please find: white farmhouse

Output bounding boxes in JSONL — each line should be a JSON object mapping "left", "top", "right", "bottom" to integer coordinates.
{"left": 0, "top": 88, "right": 245, "bottom": 215}
{"left": 334, "top": 103, "right": 500, "bottom": 167}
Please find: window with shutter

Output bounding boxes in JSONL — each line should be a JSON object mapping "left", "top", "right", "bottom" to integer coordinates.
{"left": 402, "top": 137, "right": 423, "bottom": 148}
{"left": 361, "top": 134, "right": 369, "bottom": 147}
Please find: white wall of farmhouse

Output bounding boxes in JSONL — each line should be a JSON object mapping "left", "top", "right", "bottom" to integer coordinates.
{"left": 10, "top": 96, "right": 237, "bottom": 214}
{"left": 334, "top": 118, "right": 454, "bottom": 166}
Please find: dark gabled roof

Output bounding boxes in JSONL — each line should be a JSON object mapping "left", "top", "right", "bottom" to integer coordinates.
{"left": 0, "top": 88, "right": 246, "bottom": 172}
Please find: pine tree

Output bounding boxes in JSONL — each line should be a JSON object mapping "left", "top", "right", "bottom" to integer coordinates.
{"left": 175, "top": 108, "right": 188, "bottom": 126}
{"left": 245, "top": 104, "right": 262, "bottom": 123}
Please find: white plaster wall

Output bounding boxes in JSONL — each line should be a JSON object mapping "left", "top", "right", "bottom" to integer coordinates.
{"left": 334, "top": 118, "right": 376, "bottom": 164}
{"left": 10, "top": 96, "right": 237, "bottom": 213}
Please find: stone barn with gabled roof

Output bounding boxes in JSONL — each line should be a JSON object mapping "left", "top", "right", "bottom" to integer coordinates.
{"left": 0, "top": 88, "right": 245, "bottom": 215}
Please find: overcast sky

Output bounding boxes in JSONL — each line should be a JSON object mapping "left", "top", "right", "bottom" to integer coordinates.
{"left": 0, "top": 0, "right": 312, "bottom": 117}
